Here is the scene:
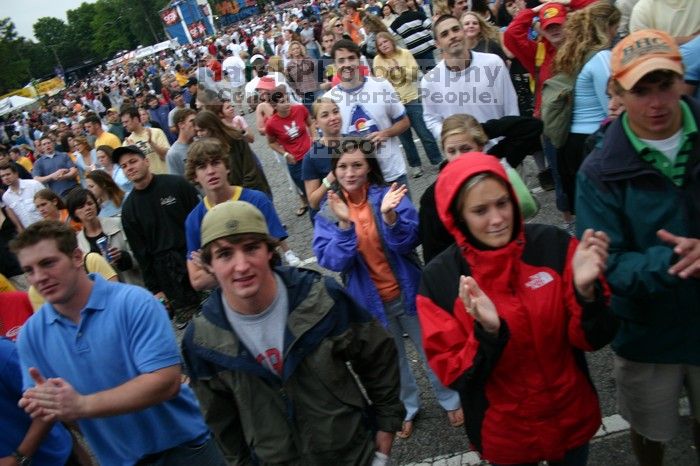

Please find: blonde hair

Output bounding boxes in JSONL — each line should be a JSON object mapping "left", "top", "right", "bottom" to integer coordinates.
{"left": 73, "top": 135, "right": 91, "bottom": 150}
{"left": 460, "top": 11, "right": 500, "bottom": 44}
{"left": 375, "top": 32, "right": 398, "bottom": 57}
{"left": 362, "top": 14, "right": 389, "bottom": 34}
{"left": 288, "top": 40, "right": 307, "bottom": 58}
{"left": 311, "top": 97, "right": 338, "bottom": 118}
{"left": 267, "top": 55, "right": 284, "bottom": 73}
{"left": 554, "top": 1, "right": 621, "bottom": 75}
{"left": 440, "top": 114, "right": 489, "bottom": 151}
{"left": 432, "top": 0, "right": 451, "bottom": 16}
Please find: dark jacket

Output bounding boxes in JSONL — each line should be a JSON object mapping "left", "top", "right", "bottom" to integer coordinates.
{"left": 576, "top": 96, "right": 700, "bottom": 364}
{"left": 417, "top": 154, "right": 616, "bottom": 464}
{"left": 182, "top": 267, "right": 404, "bottom": 465}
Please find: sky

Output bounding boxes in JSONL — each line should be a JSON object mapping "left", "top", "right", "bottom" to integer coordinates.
{"left": 5, "top": 0, "right": 97, "bottom": 41}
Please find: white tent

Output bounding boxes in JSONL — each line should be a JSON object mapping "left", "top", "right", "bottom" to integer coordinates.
{"left": 0, "top": 95, "right": 38, "bottom": 117}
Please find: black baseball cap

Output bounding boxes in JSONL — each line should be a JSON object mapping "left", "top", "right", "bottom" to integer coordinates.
{"left": 112, "top": 145, "right": 146, "bottom": 165}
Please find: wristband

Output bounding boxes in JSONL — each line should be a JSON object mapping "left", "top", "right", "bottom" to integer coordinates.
{"left": 322, "top": 177, "right": 332, "bottom": 189}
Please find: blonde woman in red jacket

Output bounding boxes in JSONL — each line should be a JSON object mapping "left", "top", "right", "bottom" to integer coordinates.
{"left": 417, "top": 153, "right": 617, "bottom": 465}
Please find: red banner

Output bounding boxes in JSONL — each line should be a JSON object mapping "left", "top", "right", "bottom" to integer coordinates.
{"left": 161, "top": 8, "right": 180, "bottom": 26}
{"left": 188, "top": 20, "right": 207, "bottom": 39}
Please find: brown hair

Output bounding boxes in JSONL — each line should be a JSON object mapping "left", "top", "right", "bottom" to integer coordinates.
{"left": 185, "top": 137, "right": 231, "bottom": 183}
{"left": 34, "top": 188, "right": 65, "bottom": 210}
{"left": 554, "top": 1, "right": 621, "bottom": 75}
{"left": 86, "top": 170, "right": 125, "bottom": 208}
{"left": 194, "top": 110, "right": 244, "bottom": 146}
{"left": 201, "top": 233, "right": 280, "bottom": 267}
{"left": 10, "top": 220, "right": 78, "bottom": 257}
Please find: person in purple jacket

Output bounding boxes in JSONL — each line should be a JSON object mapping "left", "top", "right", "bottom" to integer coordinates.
{"left": 312, "top": 137, "right": 463, "bottom": 439}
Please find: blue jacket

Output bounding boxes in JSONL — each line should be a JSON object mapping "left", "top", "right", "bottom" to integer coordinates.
{"left": 576, "top": 96, "right": 700, "bottom": 364}
{"left": 313, "top": 184, "right": 422, "bottom": 326}
{"left": 148, "top": 103, "right": 176, "bottom": 143}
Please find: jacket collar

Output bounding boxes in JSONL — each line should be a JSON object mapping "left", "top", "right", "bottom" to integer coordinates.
{"left": 190, "top": 267, "right": 335, "bottom": 382}
{"left": 597, "top": 96, "right": 700, "bottom": 182}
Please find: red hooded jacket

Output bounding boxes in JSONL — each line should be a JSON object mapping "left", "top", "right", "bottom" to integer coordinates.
{"left": 416, "top": 154, "right": 617, "bottom": 464}
{"left": 503, "top": 0, "right": 596, "bottom": 117}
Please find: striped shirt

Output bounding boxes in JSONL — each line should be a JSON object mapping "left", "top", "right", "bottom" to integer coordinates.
{"left": 623, "top": 101, "right": 697, "bottom": 187}
{"left": 389, "top": 11, "right": 435, "bottom": 57}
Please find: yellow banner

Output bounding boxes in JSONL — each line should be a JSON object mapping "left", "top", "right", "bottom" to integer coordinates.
{"left": 34, "top": 77, "right": 65, "bottom": 95}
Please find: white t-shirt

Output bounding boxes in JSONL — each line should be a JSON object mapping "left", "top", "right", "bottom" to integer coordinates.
{"left": 641, "top": 128, "right": 683, "bottom": 164}
{"left": 420, "top": 51, "right": 520, "bottom": 140}
{"left": 222, "top": 55, "right": 247, "bottom": 88}
{"left": 325, "top": 77, "right": 408, "bottom": 182}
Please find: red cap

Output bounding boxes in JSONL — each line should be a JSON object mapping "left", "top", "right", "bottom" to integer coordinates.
{"left": 539, "top": 3, "right": 567, "bottom": 30}
{"left": 256, "top": 76, "right": 276, "bottom": 92}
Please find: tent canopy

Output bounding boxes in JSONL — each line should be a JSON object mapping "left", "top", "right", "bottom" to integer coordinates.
{"left": 0, "top": 95, "right": 38, "bottom": 117}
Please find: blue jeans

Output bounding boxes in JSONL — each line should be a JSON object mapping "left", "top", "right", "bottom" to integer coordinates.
{"left": 148, "top": 436, "right": 227, "bottom": 466}
{"left": 287, "top": 160, "right": 307, "bottom": 200}
{"left": 383, "top": 298, "right": 461, "bottom": 421}
{"left": 398, "top": 98, "right": 443, "bottom": 167}
{"left": 490, "top": 443, "right": 589, "bottom": 466}
{"left": 543, "top": 136, "right": 568, "bottom": 213}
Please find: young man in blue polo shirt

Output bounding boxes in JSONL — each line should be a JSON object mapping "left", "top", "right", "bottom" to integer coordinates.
{"left": 11, "top": 221, "right": 227, "bottom": 466}
{"left": 184, "top": 138, "right": 300, "bottom": 291}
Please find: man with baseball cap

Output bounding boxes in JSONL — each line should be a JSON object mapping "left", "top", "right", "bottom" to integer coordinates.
{"left": 182, "top": 201, "right": 404, "bottom": 464}
{"left": 576, "top": 29, "right": 700, "bottom": 466}
{"left": 114, "top": 145, "right": 202, "bottom": 328}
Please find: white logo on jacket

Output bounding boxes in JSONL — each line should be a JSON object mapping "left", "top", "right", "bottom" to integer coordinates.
{"left": 525, "top": 272, "right": 554, "bottom": 290}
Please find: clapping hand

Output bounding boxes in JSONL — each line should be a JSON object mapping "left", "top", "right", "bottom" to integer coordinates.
{"left": 459, "top": 275, "right": 500, "bottom": 335}
{"left": 380, "top": 183, "right": 408, "bottom": 225}
{"left": 572, "top": 229, "right": 610, "bottom": 300}
{"left": 328, "top": 190, "right": 350, "bottom": 226}
{"left": 19, "top": 368, "right": 86, "bottom": 422}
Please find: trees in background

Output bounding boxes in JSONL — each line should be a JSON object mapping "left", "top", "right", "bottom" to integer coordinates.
{"left": 1, "top": 0, "right": 170, "bottom": 94}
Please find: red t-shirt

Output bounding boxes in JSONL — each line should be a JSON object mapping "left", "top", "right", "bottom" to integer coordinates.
{"left": 0, "top": 292, "right": 33, "bottom": 341}
{"left": 208, "top": 59, "right": 223, "bottom": 81}
{"left": 265, "top": 105, "right": 312, "bottom": 161}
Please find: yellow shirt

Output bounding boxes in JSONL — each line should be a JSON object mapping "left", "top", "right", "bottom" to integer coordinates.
{"left": 373, "top": 48, "right": 420, "bottom": 104}
{"left": 123, "top": 128, "right": 170, "bottom": 175}
{"left": 96, "top": 131, "right": 122, "bottom": 149}
{"left": 0, "top": 274, "right": 16, "bottom": 292}
{"left": 16, "top": 156, "right": 33, "bottom": 172}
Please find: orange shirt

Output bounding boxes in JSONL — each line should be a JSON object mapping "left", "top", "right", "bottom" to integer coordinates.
{"left": 347, "top": 190, "right": 400, "bottom": 302}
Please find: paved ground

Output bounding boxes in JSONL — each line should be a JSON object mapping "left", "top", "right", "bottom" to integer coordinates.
{"left": 217, "top": 114, "right": 698, "bottom": 465}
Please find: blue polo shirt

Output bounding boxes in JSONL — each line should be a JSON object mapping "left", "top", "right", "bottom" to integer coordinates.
{"left": 17, "top": 275, "right": 209, "bottom": 466}
{"left": 32, "top": 152, "right": 78, "bottom": 195}
{"left": 185, "top": 187, "right": 288, "bottom": 257}
{"left": 0, "top": 338, "right": 72, "bottom": 465}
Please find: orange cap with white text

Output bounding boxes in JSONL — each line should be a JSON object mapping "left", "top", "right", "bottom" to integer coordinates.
{"left": 611, "top": 29, "right": 684, "bottom": 90}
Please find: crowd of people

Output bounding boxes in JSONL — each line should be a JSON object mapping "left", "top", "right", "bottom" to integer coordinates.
{"left": 1, "top": 0, "right": 699, "bottom": 465}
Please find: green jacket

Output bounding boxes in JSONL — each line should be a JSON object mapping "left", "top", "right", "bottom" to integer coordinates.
{"left": 576, "top": 97, "right": 700, "bottom": 364}
{"left": 181, "top": 267, "right": 404, "bottom": 465}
